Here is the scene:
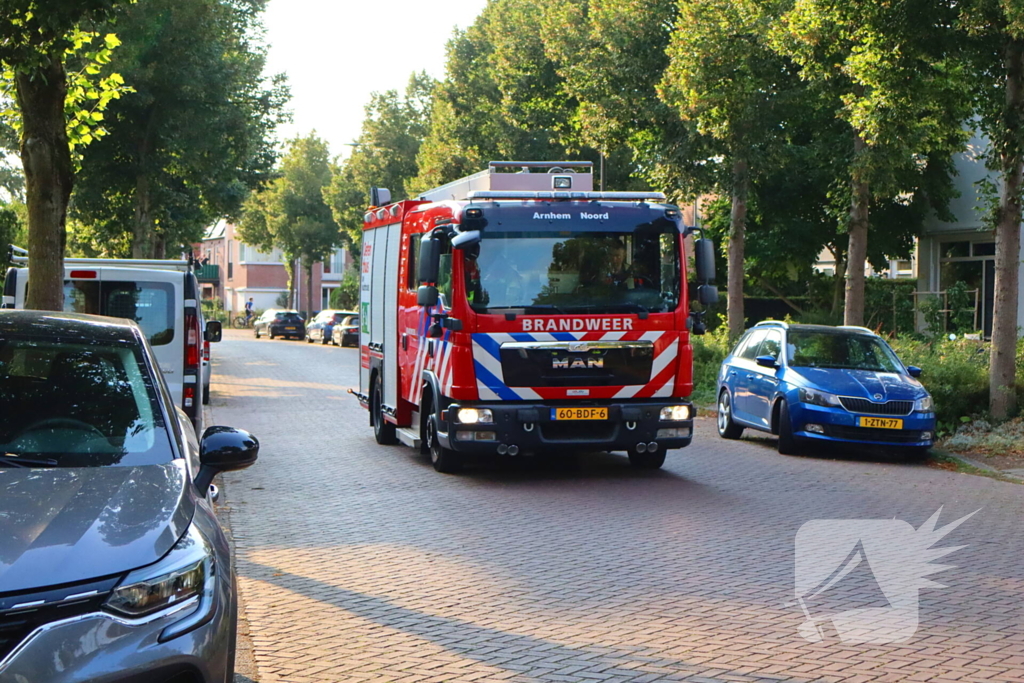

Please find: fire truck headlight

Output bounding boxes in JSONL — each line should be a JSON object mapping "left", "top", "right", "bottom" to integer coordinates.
{"left": 659, "top": 405, "right": 691, "bottom": 421}
{"left": 457, "top": 408, "right": 494, "bottom": 424}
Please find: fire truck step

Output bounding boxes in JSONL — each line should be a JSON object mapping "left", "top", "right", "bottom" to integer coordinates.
{"left": 396, "top": 428, "right": 422, "bottom": 450}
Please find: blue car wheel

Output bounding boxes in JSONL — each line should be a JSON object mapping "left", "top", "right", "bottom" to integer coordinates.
{"left": 776, "top": 399, "right": 801, "bottom": 455}
{"left": 717, "top": 390, "right": 743, "bottom": 440}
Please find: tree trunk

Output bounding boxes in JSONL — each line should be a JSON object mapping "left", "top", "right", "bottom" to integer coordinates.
{"left": 132, "top": 172, "right": 153, "bottom": 258}
{"left": 727, "top": 157, "right": 748, "bottom": 339}
{"left": 305, "top": 259, "right": 314, "bottom": 319}
{"left": 990, "top": 38, "right": 1024, "bottom": 420}
{"left": 830, "top": 247, "right": 846, "bottom": 317}
{"left": 283, "top": 258, "right": 294, "bottom": 308}
{"left": 845, "top": 133, "right": 870, "bottom": 326}
{"left": 15, "top": 55, "right": 73, "bottom": 311}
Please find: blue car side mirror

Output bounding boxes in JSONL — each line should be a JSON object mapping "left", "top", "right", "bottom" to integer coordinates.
{"left": 755, "top": 355, "right": 779, "bottom": 369}
{"left": 907, "top": 366, "right": 922, "bottom": 378}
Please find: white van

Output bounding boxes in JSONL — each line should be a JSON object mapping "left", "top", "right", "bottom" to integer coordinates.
{"left": 2, "top": 254, "right": 221, "bottom": 434}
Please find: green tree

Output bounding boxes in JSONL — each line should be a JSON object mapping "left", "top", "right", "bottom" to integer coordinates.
{"left": 238, "top": 133, "right": 341, "bottom": 317}
{"left": 959, "top": 1, "right": 1024, "bottom": 418}
{"left": 0, "top": 1, "right": 130, "bottom": 309}
{"left": 661, "top": 0, "right": 807, "bottom": 338}
{"left": 771, "top": 0, "right": 971, "bottom": 327}
{"left": 410, "top": 0, "right": 585, "bottom": 194}
{"left": 71, "top": 0, "right": 289, "bottom": 259}
{"left": 323, "top": 73, "right": 434, "bottom": 250}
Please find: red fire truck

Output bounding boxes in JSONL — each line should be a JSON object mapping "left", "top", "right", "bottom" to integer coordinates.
{"left": 356, "top": 161, "right": 718, "bottom": 473}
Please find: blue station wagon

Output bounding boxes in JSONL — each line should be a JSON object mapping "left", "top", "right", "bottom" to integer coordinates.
{"left": 716, "top": 322, "right": 935, "bottom": 456}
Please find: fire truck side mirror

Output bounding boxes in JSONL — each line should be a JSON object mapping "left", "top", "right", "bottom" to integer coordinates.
{"left": 370, "top": 187, "right": 391, "bottom": 206}
{"left": 697, "top": 284, "right": 719, "bottom": 306}
{"left": 694, "top": 238, "right": 716, "bottom": 284}
{"left": 451, "top": 230, "right": 481, "bottom": 249}
{"left": 418, "top": 285, "right": 439, "bottom": 306}
{"left": 417, "top": 237, "right": 441, "bottom": 284}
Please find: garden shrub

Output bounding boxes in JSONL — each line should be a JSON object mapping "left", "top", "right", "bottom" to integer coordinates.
{"left": 887, "top": 336, "right": 991, "bottom": 433}
{"left": 691, "top": 325, "right": 732, "bottom": 407}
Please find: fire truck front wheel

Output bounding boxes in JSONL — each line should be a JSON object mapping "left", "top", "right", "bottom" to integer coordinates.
{"left": 426, "top": 415, "right": 462, "bottom": 474}
{"left": 372, "top": 376, "right": 397, "bottom": 445}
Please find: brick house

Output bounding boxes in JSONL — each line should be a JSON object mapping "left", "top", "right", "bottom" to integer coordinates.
{"left": 194, "top": 219, "right": 351, "bottom": 315}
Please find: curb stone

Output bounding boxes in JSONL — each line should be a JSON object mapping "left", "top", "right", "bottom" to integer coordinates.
{"left": 204, "top": 402, "right": 261, "bottom": 683}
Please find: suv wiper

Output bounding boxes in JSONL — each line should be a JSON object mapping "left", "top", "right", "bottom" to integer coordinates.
{"left": 0, "top": 454, "right": 59, "bottom": 468}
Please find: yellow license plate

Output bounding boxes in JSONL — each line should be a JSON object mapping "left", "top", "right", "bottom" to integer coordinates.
{"left": 552, "top": 407, "right": 608, "bottom": 421}
{"left": 285, "top": 326, "right": 296, "bottom": 330}
{"left": 859, "top": 416, "right": 903, "bottom": 429}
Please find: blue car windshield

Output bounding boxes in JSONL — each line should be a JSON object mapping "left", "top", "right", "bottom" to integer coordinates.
{"left": 787, "top": 331, "right": 904, "bottom": 373}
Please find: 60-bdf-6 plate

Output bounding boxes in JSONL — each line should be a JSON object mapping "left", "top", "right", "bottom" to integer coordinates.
{"left": 551, "top": 407, "right": 608, "bottom": 421}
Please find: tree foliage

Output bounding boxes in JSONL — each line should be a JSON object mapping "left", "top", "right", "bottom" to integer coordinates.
{"left": 0, "top": 0, "right": 131, "bottom": 309}
{"left": 323, "top": 74, "right": 434, "bottom": 251}
{"left": 239, "top": 133, "right": 341, "bottom": 316}
{"left": 70, "top": 0, "right": 289, "bottom": 258}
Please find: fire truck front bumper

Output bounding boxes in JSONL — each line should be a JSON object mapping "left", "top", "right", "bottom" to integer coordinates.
{"left": 439, "top": 400, "right": 694, "bottom": 455}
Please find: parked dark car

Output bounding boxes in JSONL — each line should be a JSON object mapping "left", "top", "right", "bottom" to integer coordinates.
{"left": 331, "top": 314, "right": 359, "bottom": 347}
{"left": 254, "top": 309, "right": 305, "bottom": 340}
{"left": 0, "top": 310, "right": 258, "bottom": 683}
{"left": 716, "top": 321, "right": 935, "bottom": 457}
{"left": 305, "top": 309, "right": 356, "bottom": 345}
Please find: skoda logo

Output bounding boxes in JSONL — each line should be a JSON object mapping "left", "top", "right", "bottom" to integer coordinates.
{"left": 873, "top": 394, "right": 883, "bottom": 401}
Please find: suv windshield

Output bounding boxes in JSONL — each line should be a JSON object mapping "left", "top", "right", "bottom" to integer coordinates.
{"left": 465, "top": 230, "right": 680, "bottom": 314}
{"left": 787, "top": 331, "right": 904, "bottom": 373}
{"left": 0, "top": 337, "right": 174, "bottom": 467}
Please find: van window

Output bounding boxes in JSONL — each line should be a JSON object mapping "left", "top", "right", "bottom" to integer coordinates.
{"left": 63, "top": 280, "right": 176, "bottom": 346}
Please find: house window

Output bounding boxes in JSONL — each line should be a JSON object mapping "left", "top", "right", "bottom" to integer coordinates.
{"left": 938, "top": 239, "right": 994, "bottom": 337}
{"left": 227, "top": 240, "right": 234, "bottom": 280}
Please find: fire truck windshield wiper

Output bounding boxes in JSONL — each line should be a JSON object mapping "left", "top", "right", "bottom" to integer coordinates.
{"left": 0, "top": 454, "right": 60, "bottom": 468}
{"left": 523, "top": 304, "right": 568, "bottom": 314}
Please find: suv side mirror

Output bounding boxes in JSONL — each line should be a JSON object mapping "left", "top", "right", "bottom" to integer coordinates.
{"left": 195, "top": 426, "right": 259, "bottom": 491}
{"left": 907, "top": 366, "right": 922, "bottom": 378}
{"left": 205, "top": 320, "right": 222, "bottom": 343}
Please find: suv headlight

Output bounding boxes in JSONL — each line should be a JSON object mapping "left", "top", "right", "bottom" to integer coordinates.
{"left": 798, "top": 387, "right": 842, "bottom": 407}
{"left": 104, "top": 524, "right": 214, "bottom": 618}
{"left": 915, "top": 395, "right": 934, "bottom": 412}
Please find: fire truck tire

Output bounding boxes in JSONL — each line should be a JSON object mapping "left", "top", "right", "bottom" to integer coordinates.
{"left": 627, "top": 449, "right": 666, "bottom": 469}
{"left": 717, "top": 390, "right": 743, "bottom": 439}
{"left": 372, "top": 377, "right": 397, "bottom": 445}
{"left": 426, "top": 415, "right": 462, "bottom": 474}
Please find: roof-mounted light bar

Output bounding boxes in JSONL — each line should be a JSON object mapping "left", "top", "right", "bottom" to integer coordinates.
{"left": 467, "top": 190, "right": 667, "bottom": 202}
{"left": 488, "top": 161, "right": 593, "bottom": 170}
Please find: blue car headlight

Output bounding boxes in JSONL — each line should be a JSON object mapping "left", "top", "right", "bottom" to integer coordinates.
{"left": 915, "top": 395, "right": 934, "bottom": 412}
{"left": 104, "top": 524, "right": 214, "bottom": 618}
{"left": 798, "top": 387, "right": 842, "bottom": 408}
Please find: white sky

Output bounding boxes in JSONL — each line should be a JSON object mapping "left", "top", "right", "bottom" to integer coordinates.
{"left": 263, "top": 0, "right": 489, "bottom": 159}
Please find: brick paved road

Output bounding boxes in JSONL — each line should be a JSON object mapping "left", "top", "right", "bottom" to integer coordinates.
{"left": 208, "top": 330, "right": 1023, "bottom": 683}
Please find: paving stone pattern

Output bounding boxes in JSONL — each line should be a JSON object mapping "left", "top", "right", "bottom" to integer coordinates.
{"left": 209, "top": 330, "right": 1024, "bottom": 683}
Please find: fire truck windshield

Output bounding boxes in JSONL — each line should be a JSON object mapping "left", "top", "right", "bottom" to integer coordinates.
{"left": 464, "top": 230, "right": 680, "bottom": 314}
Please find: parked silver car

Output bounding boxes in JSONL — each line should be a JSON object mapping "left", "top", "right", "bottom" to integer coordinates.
{"left": 0, "top": 310, "right": 257, "bottom": 683}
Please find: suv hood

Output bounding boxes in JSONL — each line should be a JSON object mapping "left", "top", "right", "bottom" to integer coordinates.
{"left": 0, "top": 462, "right": 193, "bottom": 593}
{"left": 791, "top": 367, "right": 926, "bottom": 401}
